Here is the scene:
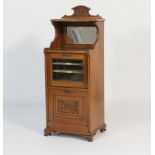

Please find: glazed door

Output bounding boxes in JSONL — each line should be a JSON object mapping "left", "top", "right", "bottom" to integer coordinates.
{"left": 46, "top": 52, "right": 88, "bottom": 88}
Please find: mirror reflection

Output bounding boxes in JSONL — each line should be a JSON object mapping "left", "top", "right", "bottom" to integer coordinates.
{"left": 67, "top": 26, "right": 96, "bottom": 44}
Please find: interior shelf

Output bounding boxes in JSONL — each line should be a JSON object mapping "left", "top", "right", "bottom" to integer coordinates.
{"left": 53, "top": 69, "right": 83, "bottom": 74}
{"left": 53, "top": 62, "right": 83, "bottom": 66}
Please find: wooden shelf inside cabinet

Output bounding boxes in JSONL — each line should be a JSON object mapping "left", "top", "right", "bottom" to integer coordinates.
{"left": 53, "top": 70, "right": 83, "bottom": 74}
{"left": 53, "top": 62, "right": 83, "bottom": 66}
{"left": 44, "top": 5, "right": 106, "bottom": 142}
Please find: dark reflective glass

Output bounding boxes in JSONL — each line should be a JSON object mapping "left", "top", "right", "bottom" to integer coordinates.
{"left": 52, "top": 59, "right": 84, "bottom": 82}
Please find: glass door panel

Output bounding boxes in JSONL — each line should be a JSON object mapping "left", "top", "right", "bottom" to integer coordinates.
{"left": 52, "top": 59, "right": 84, "bottom": 82}
{"left": 46, "top": 52, "right": 88, "bottom": 88}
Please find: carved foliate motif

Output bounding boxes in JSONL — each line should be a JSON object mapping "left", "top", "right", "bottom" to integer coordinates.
{"left": 62, "top": 5, "right": 101, "bottom": 18}
{"left": 72, "top": 5, "right": 90, "bottom": 16}
{"left": 57, "top": 100, "right": 79, "bottom": 115}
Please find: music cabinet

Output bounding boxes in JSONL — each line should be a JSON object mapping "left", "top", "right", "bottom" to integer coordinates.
{"left": 44, "top": 5, "right": 106, "bottom": 142}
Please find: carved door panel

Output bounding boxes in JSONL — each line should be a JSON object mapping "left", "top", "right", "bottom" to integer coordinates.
{"left": 48, "top": 88, "right": 88, "bottom": 125}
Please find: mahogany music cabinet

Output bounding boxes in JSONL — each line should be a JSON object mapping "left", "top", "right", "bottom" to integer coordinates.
{"left": 44, "top": 5, "right": 106, "bottom": 142}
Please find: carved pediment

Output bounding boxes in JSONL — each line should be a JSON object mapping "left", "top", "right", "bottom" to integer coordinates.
{"left": 72, "top": 5, "right": 91, "bottom": 16}
{"left": 63, "top": 5, "right": 101, "bottom": 18}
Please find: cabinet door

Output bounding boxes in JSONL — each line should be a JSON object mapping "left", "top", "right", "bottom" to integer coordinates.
{"left": 46, "top": 52, "right": 88, "bottom": 88}
{"left": 48, "top": 88, "right": 88, "bottom": 125}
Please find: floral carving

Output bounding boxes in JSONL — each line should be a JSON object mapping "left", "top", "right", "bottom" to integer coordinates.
{"left": 57, "top": 100, "right": 79, "bottom": 115}
{"left": 72, "top": 5, "right": 90, "bottom": 16}
{"left": 63, "top": 5, "right": 101, "bottom": 18}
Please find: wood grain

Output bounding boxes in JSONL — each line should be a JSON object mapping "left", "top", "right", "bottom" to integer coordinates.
{"left": 44, "top": 5, "right": 106, "bottom": 141}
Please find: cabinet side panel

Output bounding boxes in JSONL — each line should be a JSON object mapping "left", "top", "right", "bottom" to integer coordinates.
{"left": 44, "top": 49, "right": 49, "bottom": 127}
{"left": 89, "top": 21, "right": 104, "bottom": 132}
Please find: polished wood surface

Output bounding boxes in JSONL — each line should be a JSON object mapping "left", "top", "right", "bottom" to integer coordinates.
{"left": 44, "top": 5, "right": 106, "bottom": 142}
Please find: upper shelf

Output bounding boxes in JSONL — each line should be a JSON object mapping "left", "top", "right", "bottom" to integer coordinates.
{"left": 48, "top": 5, "right": 104, "bottom": 50}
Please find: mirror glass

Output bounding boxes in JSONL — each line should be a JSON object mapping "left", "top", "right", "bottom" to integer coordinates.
{"left": 67, "top": 26, "right": 96, "bottom": 44}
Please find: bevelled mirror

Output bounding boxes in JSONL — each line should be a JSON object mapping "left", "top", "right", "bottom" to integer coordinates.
{"left": 66, "top": 26, "right": 97, "bottom": 44}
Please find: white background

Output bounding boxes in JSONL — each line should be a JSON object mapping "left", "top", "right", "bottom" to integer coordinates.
{"left": 3, "top": 0, "right": 150, "bottom": 155}
{"left": 4, "top": 0, "right": 150, "bottom": 106}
